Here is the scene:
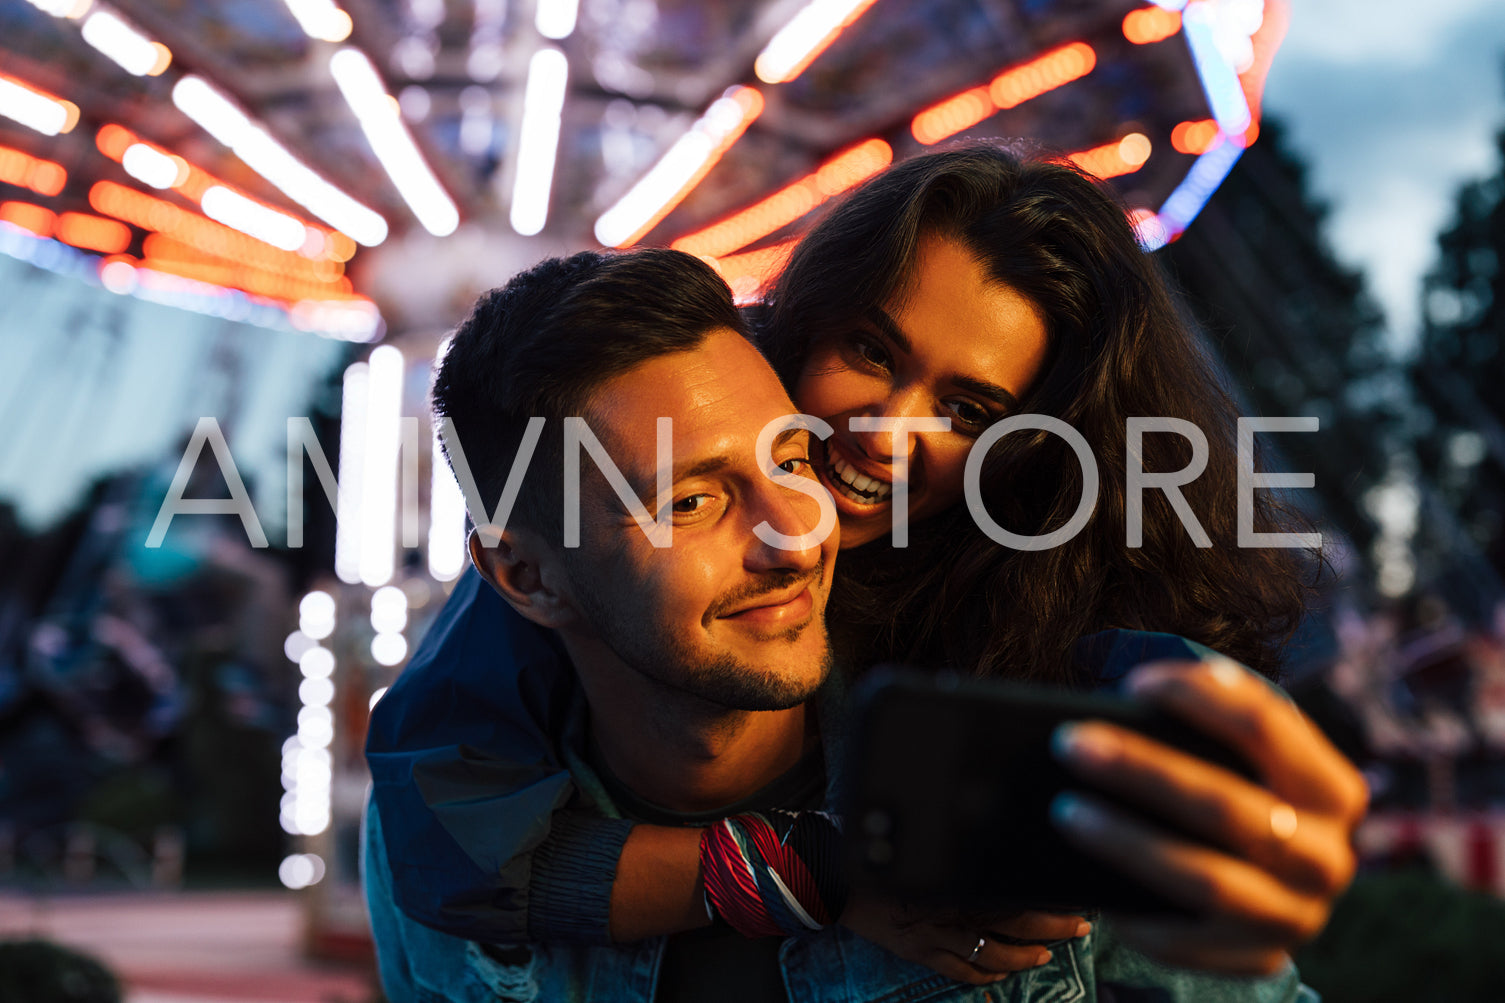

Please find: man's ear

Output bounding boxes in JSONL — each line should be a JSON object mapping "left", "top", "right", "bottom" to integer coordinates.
{"left": 467, "top": 526, "right": 578, "bottom": 629}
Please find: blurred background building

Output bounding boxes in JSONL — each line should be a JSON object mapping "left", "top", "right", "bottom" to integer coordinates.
{"left": 1, "top": 0, "right": 1504, "bottom": 1000}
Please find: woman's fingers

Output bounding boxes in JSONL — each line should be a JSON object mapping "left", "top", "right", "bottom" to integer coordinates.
{"left": 1124, "top": 659, "right": 1369, "bottom": 822}
{"left": 982, "top": 910, "right": 1091, "bottom": 944}
{"left": 1053, "top": 719, "right": 1355, "bottom": 896}
{"left": 840, "top": 894, "right": 1077, "bottom": 986}
{"left": 946, "top": 933, "right": 1054, "bottom": 978}
{"left": 1050, "top": 791, "right": 1333, "bottom": 946}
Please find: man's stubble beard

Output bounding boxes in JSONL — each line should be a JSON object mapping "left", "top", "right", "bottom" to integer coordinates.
{"left": 565, "top": 560, "right": 833, "bottom": 712}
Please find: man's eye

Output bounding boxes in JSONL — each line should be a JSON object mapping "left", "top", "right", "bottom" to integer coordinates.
{"left": 672, "top": 493, "right": 714, "bottom": 515}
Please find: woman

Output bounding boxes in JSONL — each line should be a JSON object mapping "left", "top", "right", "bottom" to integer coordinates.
{"left": 366, "top": 143, "right": 1365, "bottom": 993}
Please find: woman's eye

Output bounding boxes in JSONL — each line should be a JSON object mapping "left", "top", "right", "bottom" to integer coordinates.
{"left": 672, "top": 494, "right": 714, "bottom": 515}
{"left": 848, "top": 334, "right": 891, "bottom": 370}
{"left": 777, "top": 456, "right": 813, "bottom": 476}
{"left": 946, "top": 399, "right": 993, "bottom": 429}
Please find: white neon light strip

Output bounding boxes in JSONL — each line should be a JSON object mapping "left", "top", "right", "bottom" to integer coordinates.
{"left": 754, "top": 0, "right": 873, "bottom": 84}
{"left": 359, "top": 345, "right": 405, "bottom": 587}
{"left": 172, "top": 75, "right": 389, "bottom": 246}
{"left": 510, "top": 48, "right": 569, "bottom": 237}
{"left": 535, "top": 0, "right": 578, "bottom": 40}
{"left": 1181, "top": 3, "right": 1252, "bottom": 135}
{"left": 282, "top": 0, "right": 353, "bottom": 42}
{"left": 593, "top": 89, "right": 759, "bottom": 247}
{"left": 201, "top": 186, "right": 308, "bottom": 251}
{"left": 121, "top": 143, "right": 180, "bottom": 189}
{"left": 334, "top": 362, "right": 368, "bottom": 584}
{"left": 329, "top": 47, "right": 459, "bottom": 237}
{"left": 80, "top": 8, "right": 168, "bottom": 76}
{"left": 428, "top": 418, "right": 467, "bottom": 581}
{"left": 23, "top": 0, "right": 92, "bottom": 18}
{"left": 1158, "top": 139, "right": 1243, "bottom": 235}
{"left": 0, "top": 78, "right": 77, "bottom": 136}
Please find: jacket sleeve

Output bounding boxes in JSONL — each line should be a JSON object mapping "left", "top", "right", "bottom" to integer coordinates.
{"left": 1090, "top": 918, "right": 1320, "bottom": 1003}
{"left": 364, "top": 568, "right": 633, "bottom": 945}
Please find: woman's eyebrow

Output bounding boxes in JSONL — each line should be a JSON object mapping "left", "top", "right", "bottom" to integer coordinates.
{"left": 865, "top": 307, "right": 913, "bottom": 353}
{"left": 952, "top": 375, "right": 1020, "bottom": 411}
{"left": 867, "top": 306, "right": 1020, "bottom": 411}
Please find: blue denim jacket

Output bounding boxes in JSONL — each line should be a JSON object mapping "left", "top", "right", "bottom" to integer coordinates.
{"left": 363, "top": 570, "right": 1319, "bottom": 1001}
{"left": 364, "top": 799, "right": 1316, "bottom": 1003}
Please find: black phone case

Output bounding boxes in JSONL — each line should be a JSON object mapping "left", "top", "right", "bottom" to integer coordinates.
{"left": 844, "top": 666, "right": 1258, "bottom": 915}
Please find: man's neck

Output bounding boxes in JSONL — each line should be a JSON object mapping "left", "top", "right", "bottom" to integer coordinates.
{"left": 563, "top": 639, "right": 812, "bottom": 814}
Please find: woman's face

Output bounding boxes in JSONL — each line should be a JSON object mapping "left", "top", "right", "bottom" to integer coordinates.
{"left": 794, "top": 233, "right": 1051, "bottom": 549}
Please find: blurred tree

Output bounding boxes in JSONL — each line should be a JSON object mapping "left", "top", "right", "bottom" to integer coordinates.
{"left": 1414, "top": 121, "right": 1505, "bottom": 602}
{"left": 1159, "top": 117, "right": 1399, "bottom": 603}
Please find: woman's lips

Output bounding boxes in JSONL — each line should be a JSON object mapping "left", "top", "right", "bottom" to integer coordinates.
{"left": 819, "top": 437, "right": 896, "bottom": 512}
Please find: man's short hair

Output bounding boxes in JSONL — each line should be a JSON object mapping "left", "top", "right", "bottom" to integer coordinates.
{"left": 432, "top": 248, "right": 749, "bottom": 542}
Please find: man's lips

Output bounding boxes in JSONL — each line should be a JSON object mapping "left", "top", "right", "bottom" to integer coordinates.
{"left": 717, "top": 585, "right": 814, "bottom": 626}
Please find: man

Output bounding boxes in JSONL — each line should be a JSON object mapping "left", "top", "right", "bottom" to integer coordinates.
{"left": 364, "top": 248, "right": 842, "bottom": 1001}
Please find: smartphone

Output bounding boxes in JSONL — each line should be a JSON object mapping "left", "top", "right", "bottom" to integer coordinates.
{"left": 844, "top": 666, "right": 1258, "bottom": 915}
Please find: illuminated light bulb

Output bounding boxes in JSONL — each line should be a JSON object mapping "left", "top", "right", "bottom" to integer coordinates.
{"left": 989, "top": 42, "right": 1096, "bottom": 109}
{"left": 299, "top": 676, "right": 335, "bottom": 708}
{"left": 55, "top": 212, "right": 132, "bottom": 253}
{"left": 329, "top": 47, "right": 459, "bottom": 237}
{"left": 98, "top": 258, "right": 137, "bottom": 293}
{"left": 370, "top": 585, "right": 408, "bottom": 633}
{"left": 0, "top": 75, "right": 80, "bottom": 135}
{"left": 371, "top": 632, "right": 408, "bottom": 666}
{"left": 1171, "top": 119, "right": 1221, "bottom": 155}
{"left": 95, "top": 123, "right": 133, "bottom": 159}
{"left": 510, "top": 48, "right": 569, "bottom": 236}
{"left": 1066, "top": 136, "right": 1151, "bottom": 181}
{"left": 754, "top": 0, "right": 881, "bottom": 84}
{"left": 80, "top": 9, "right": 172, "bottom": 76}
{"left": 201, "top": 186, "right": 308, "bottom": 251}
{"left": 910, "top": 43, "right": 1097, "bottom": 148}
{"left": 0, "top": 201, "right": 56, "bottom": 237}
{"left": 122, "top": 143, "right": 187, "bottom": 189}
{"left": 594, "top": 86, "right": 763, "bottom": 248}
{"left": 1117, "top": 133, "right": 1152, "bottom": 167}
{"left": 1123, "top": 6, "right": 1182, "bottom": 45}
{"left": 0, "top": 146, "right": 67, "bottom": 196}
{"left": 911, "top": 87, "right": 992, "bottom": 146}
{"left": 278, "top": 853, "right": 326, "bottom": 889}
{"left": 671, "top": 139, "right": 890, "bottom": 259}
{"left": 535, "top": 0, "right": 578, "bottom": 39}
{"left": 299, "top": 590, "right": 336, "bottom": 631}
{"left": 299, "top": 645, "right": 335, "bottom": 679}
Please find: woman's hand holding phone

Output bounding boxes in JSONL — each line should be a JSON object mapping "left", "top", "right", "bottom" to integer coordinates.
{"left": 1050, "top": 658, "right": 1369, "bottom": 975}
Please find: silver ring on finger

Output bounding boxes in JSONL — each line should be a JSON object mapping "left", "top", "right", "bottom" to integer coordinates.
{"left": 967, "top": 935, "right": 987, "bottom": 963}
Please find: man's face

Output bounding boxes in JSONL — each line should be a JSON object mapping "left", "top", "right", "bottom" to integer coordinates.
{"left": 562, "top": 328, "right": 836, "bottom": 711}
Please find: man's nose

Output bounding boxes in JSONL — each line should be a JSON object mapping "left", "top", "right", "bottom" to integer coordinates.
{"left": 745, "top": 481, "right": 826, "bottom": 573}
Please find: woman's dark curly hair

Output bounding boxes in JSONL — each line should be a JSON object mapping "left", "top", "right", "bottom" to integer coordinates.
{"left": 763, "top": 142, "right": 1314, "bottom": 684}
